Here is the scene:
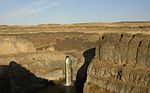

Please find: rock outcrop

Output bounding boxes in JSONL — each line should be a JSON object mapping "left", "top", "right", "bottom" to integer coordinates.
{"left": 0, "top": 32, "right": 97, "bottom": 83}
{"left": 0, "top": 36, "right": 36, "bottom": 55}
{"left": 0, "top": 61, "right": 51, "bottom": 93}
{"left": 84, "top": 33, "right": 150, "bottom": 93}
{"left": 0, "top": 51, "right": 66, "bottom": 80}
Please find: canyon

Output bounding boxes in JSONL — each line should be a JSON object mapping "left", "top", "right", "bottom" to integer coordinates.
{"left": 0, "top": 22, "right": 150, "bottom": 93}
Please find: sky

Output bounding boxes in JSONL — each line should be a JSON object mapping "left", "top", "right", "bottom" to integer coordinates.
{"left": 0, "top": 0, "right": 150, "bottom": 25}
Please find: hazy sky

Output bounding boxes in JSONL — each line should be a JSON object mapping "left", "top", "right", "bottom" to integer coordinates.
{"left": 0, "top": 0, "right": 150, "bottom": 25}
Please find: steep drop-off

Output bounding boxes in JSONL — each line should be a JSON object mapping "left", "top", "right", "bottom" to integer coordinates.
{"left": 0, "top": 32, "right": 98, "bottom": 82}
{"left": 0, "top": 36, "right": 35, "bottom": 54}
{"left": 84, "top": 33, "right": 150, "bottom": 93}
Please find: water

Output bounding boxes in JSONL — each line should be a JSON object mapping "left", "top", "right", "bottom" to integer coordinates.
{"left": 37, "top": 84, "right": 77, "bottom": 93}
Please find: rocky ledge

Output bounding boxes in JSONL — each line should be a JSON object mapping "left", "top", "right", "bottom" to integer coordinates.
{"left": 84, "top": 33, "right": 150, "bottom": 93}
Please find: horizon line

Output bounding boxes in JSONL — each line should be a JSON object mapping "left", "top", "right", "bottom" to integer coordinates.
{"left": 0, "top": 20, "right": 150, "bottom": 26}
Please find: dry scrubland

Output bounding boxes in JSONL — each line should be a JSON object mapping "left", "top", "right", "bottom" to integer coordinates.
{"left": 0, "top": 21, "right": 150, "bottom": 34}
{"left": 0, "top": 22, "right": 150, "bottom": 93}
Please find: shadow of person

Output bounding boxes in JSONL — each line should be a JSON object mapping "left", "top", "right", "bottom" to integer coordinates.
{"left": 75, "top": 48, "right": 96, "bottom": 93}
{"left": 0, "top": 61, "right": 53, "bottom": 93}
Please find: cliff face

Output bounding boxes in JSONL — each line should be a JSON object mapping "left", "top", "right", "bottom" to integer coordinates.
{"left": 0, "top": 36, "right": 36, "bottom": 54}
{"left": 0, "top": 51, "right": 66, "bottom": 79}
{"left": 0, "top": 32, "right": 98, "bottom": 81}
{"left": 84, "top": 33, "right": 150, "bottom": 93}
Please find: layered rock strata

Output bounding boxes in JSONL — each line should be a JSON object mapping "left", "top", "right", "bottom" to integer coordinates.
{"left": 84, "top": 33, "right": 150, "bottom": 93}
{"left": 0, "top": 36, "right": 35, "bottom": 54}
{"left": 0, "top": 32, "right": 97, "bottom": 81}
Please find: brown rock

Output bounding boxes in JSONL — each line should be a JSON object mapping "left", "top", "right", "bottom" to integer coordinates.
{"left": 84, "top": 33, "right": 150, "bottom": 93}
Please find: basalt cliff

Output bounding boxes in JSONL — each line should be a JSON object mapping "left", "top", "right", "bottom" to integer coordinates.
{"left": 84, "top": 33, "right": 150, "bottom": 93}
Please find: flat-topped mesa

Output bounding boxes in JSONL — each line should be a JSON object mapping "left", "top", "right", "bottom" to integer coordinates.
{"left": 84, "top": 33, "right": 150, "bottom": 93}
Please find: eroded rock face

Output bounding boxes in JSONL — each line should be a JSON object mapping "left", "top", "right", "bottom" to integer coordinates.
{"left": 0, "top": 32, "right": 96, "bottom": 83}
{"left": 0, "top": 51, "right": 66, "bottom": 80}
{"left": 0, "top": 36, "right": 36, "bottom": 55}
{"left": 84, "top": 33, "right": 150, "bottom": 93}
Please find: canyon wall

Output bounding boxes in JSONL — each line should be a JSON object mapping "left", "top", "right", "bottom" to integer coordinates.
{"left": 0, "top": 51, "right": 66, "bottom": 80}
{"left": 0, "top": 36, "right": 36, "bottom": 54}
{"left": 0, "top": 32, "right": 98, "bottom": 81}
{"left": 84, "top": 33, "right": 150, "bottom": 93}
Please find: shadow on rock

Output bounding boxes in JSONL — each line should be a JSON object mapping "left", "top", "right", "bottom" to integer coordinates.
{"left": 75, "top": 48, "right": 96, "bottom": 93}
{"left": 0, "top": 61, "right": 54, "bottom": 93}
